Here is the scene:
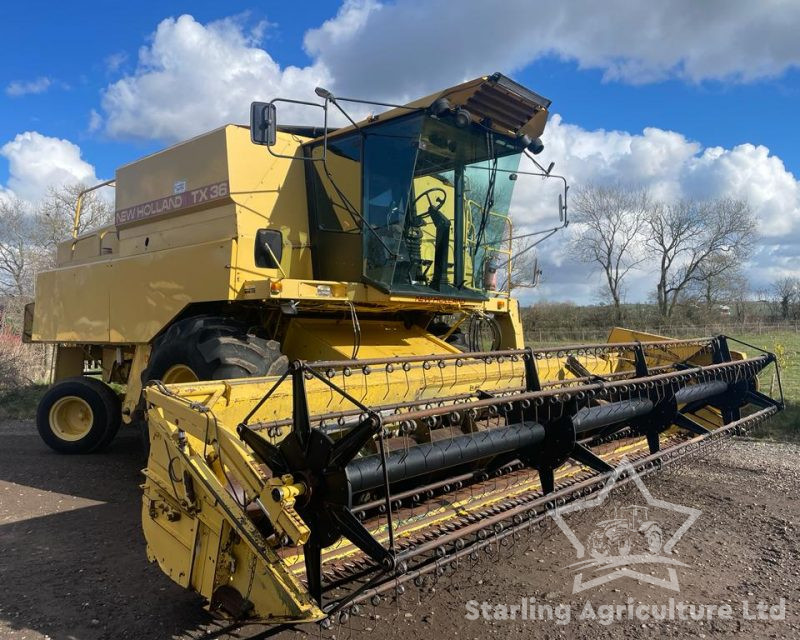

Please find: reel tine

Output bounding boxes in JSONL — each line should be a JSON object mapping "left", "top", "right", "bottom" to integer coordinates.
{"left": 291, "top": 362, "right": 313, "bottom": 451}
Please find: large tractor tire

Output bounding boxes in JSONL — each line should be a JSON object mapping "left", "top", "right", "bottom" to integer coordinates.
{"left": 139, "top": 315, "right": 287, "bottom": 451}
{"left": 36, "top": 377, "right": 121, "bottom": 454}
{"left": 142, "top": 315, "right": 288, "bottom": 384}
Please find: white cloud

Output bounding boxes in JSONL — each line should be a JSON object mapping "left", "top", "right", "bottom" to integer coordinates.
{"left": 681, "top": 143, "right": 800, "bottom": 238}
{"left": 104, "top": 51, "right": 128, "bottom": 73}
{"left": 511, "top": 116, "right": 800, "bottom": 302}
{"left": 528, "top": 115, "right": 800, "bottom": 239}
{"left": 88, "top": 109, "right": 103, "bottom": 133}
{"left": 0, "top": 132, "right": 98, "bottom": 203}
{"left": 304, "top": 0, "right": 800, "bottom": 96}
{"left": 100, "top": 14, "right": 330, "bottom": 141}
{"left": 5, "top": 77, "right": 52, "bottom": 97}
{"left": 99, "top": 2, "right": 800, "bottom": 142}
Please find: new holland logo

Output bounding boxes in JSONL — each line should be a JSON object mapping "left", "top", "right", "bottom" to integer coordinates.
{"left": 550, "top": 459, "right": 701, "bottom": 593}
{"left": 115, "top": 180, "right": 229, "bottom": 226}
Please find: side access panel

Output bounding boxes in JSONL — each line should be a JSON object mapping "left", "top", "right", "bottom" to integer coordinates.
{"left": 108, "top": 238, "right": 235, "bottom": 343}
{"left": 32, "top": 263, "right": 113, "bottom": 342}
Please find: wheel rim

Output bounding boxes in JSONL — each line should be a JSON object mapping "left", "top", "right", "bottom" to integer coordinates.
{"left": 49, "top": 396, "right": 94, "bottom": 441}
{"left": 162, "top": 364, "right": 200, "bottom": 384}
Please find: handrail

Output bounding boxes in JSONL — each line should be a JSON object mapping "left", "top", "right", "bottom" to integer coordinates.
{"left": 464, "top": 198, "right": 513, "bottom": 297}
{"left": 72, "top": 179, "right": 116, "bottom": 239}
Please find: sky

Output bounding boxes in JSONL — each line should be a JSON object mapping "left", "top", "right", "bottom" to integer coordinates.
{"left": 1, "top": 0, "right": 799, "bottom": 304}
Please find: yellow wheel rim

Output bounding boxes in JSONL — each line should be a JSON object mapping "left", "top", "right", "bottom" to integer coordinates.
{"left": 49, "top": 396, "right": 94, "bottom": 441}
{"left": 162, "top": 364, "right": 200, "bottom": 384}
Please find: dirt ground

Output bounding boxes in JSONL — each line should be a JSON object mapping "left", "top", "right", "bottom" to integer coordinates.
{"left": 1, "top": 419, "right": 799, "bottom": 640}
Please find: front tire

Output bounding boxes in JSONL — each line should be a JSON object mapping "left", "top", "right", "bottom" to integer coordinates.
{"left": 36, "top": 377, "right": 121, "bottom": 454}
{"left": 138, "top": 315, "right": 287, "bottom": 455}
{"left": 142, "top": 315, "right": 287, "bottom": 383}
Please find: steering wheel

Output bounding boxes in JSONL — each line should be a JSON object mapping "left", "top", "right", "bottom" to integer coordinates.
{"left": 412, "top": 187, "right": 447, "bottom": 217}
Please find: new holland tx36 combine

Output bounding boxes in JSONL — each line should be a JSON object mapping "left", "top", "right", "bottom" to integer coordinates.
{"left": 25, "top": 74, "right": 783, "bottom": 626}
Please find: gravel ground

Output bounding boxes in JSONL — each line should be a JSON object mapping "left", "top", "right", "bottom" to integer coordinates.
{"left": 1, "top": 419, "right": 799, "bottom": 640}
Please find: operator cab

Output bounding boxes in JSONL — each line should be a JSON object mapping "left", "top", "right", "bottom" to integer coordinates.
{"left": 306, "top": 112, "right": 524, "bottom": 299}
{"left": 252, "top": 73, "right": 562, "bottom": 300}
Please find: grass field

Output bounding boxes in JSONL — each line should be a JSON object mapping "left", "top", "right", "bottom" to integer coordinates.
{"left": 732, "top": 330, "right": 800, "bottom": 441}
{"left": 0, "top": 330, "right": 797, "bottom": 440}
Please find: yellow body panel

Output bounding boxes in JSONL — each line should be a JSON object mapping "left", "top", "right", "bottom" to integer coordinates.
{"left": 33, "top": 236, "right": 235, "bottom": 343}
{"left": 34, "top": 261, "right": 114, "bottom": 342}
{"left": 111, "top": 239, "right": 235, "bottom": 342}
{"left": 31, "top": 123, "right": 515, "bottom": 345}
{"left": 228, "top": 126, "right": 313, "bottom": 283}
{"left": 282, "top": 318, "right": 459, "bottom": 361}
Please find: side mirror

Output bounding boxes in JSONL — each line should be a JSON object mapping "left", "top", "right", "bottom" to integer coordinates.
{"left": 250, "top": 102, "right": 277, "bottom": 146}
{"left": 558, "top": 193, "right": 565, "bottom": 222}
{"left": 531, "top": 257, "right": 542, "bottom": 288}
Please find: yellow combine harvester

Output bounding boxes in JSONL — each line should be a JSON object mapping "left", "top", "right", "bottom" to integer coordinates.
{"left": 25, "top": 73, "right": 783, "bottom": 626}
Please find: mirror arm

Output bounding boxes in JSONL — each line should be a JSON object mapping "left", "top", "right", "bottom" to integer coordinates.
{"left": 257, "top": 97, "right": 328, "bottom": 160}
{"left": 252, "top": 94, "right": 396, "bottom": 261}
{"left": 325, "top": 94, "right": 365, "bottom": 136}
{"left": 523, "top": 150, "right": 554, "bottom": 176}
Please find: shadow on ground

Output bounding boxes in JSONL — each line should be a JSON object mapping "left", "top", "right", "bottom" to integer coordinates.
{"left": 0, "top": 421, "right": 213, "bottom": 640}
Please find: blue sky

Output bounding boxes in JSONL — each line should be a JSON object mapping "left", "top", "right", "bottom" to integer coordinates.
{"left": 2, "top": 2, "right": 799, "bottom": 180}
{"left": 0, "top": 2, "right": 340, "bottom": 181}
{"left": 2, "top": 1, "right": 799, "bottom": 302}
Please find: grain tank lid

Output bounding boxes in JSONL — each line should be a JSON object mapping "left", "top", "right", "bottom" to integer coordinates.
{"left": 317, "top": 73, "right": 552, "bottom": 142}
{"left": 114, "top": 124, "right": 235, "bottom": 171}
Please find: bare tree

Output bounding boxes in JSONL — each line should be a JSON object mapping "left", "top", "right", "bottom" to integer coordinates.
{"left": 646, "top": 198, "right": 756, "bottom": 319}
{"left": 0, "top": 198, "right": 36, "bottom": 298}
{"left": 33, "top": 183, "right": 113, "bottom": 263}
{"left": 568, "top": 184, "right": 650, "bottom": 322}
{"left": 772, "top": 276, "right": 800, "bottom": 320}
{"left": 724, "top": 267, "right": 751, "bottom": 322}
{"left": 686, "top": 256, "right": 749, "bottom": 309}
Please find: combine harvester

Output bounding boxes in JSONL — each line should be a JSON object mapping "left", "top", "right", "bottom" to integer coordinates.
{"left": 25, "top": 74, "right": 783, "bottom": 627}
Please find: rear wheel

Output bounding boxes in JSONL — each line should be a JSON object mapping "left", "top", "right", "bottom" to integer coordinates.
{"left": 36, "top": 377, "right": 121, "bottom": 454}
